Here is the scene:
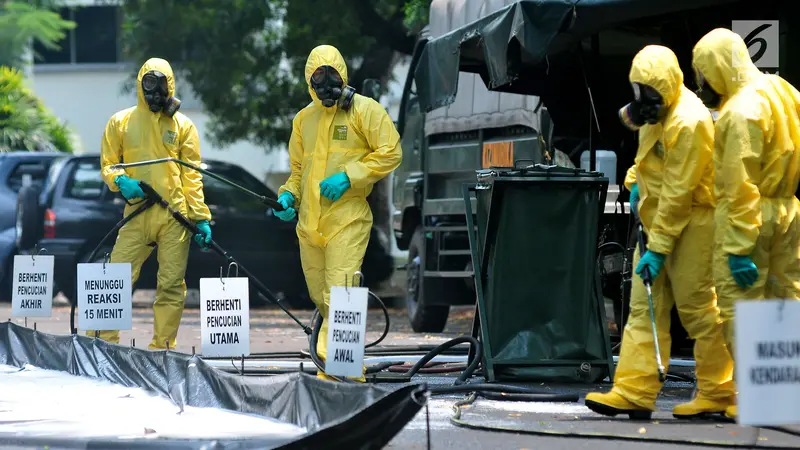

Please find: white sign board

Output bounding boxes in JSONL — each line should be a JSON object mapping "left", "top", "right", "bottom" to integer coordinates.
{"left": 735, "top": 299, "right": 800, "bottom": 426}
{"left": 76, "top": 263, "right": 132, "bottom": 331}
{"left": 199, "top": 277, "right": 250, "bottom": 357}
{"left": 11, "top": 254, "right": 55, "bottom": 318}
{"left": 325, "top": 286, "right": 368, "bottom": 378}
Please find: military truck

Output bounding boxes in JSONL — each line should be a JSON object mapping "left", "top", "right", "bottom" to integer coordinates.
{"left": 392, "top": 0, "right": 794, "bottom": 336}
{"left": 392, "top": 0, "right": 632, "bottom": 333}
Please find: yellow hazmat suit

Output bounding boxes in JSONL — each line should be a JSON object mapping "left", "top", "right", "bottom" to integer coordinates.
{"left": 693, "top": 28, "right": 800, "bottom": 419}
{"left": 93, "top": 58, "right": 211, "bottom": 349}
{"left": 279, "top": 45, "right": 402, "bottom": 381}
{"left": 584, "top": 45, "right": 734, "bottom": 419}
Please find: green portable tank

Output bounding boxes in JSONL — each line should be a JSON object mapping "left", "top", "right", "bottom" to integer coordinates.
{"left": 463, "top": 163, "right": 615, "bottom": 383}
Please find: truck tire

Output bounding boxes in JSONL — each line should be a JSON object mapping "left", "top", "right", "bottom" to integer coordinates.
{"left": 15, "top": 185, "right": 42, "bottom": 251}
{"left": 406, "top": 228, "right": 450, "bottom": 333}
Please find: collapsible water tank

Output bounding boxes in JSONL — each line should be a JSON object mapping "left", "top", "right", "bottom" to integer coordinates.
{"left": 580, "top": 150, "right": 617, "bottom": 186}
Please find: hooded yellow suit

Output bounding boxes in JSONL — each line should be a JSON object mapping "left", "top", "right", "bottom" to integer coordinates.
{"left": 91, "top": 58, "right": 211, "bottom": 349}
{"left": 279, "top": 45, "right": 402, "bottom": 381}
{"left": 693, "top": 28, "right": 800, "bottom": 419}
{"left": 585, "top": 45, "right": 734, "bottom": 419}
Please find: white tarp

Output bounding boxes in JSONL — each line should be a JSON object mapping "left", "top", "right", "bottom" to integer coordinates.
{"left": 0, "top": 363, "right": 307, "bottom": 441}
{"left": 425, "top": 0, "right": 542, "bottom": 136}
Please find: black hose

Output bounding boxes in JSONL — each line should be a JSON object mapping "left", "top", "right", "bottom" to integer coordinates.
{"left": 404, "top": 336, "right": 481, "bottom": 385}
{"left": 307, "top": 293, "right": 581, "bottom": 402}
{"left": 365, "top": 291, "right": 390, "bottom": 348}
{"left": 70, "top": 199, "right": 155, "bottom": 335}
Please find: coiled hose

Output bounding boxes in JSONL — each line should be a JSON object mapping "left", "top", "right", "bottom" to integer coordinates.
{"left": 307, "top": 291, "right": 580, "bottom": 402}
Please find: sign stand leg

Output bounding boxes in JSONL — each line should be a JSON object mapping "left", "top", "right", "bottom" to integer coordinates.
{"left": 192, "top": 346, "right": 195, "bottom": 355}
{"left": 165, "top": 340, "right": 170, "bottom": 351}
{"left": 132, "top": 338, "right": 136, "bottom": 348}
{"left": 33, "top": 322, "right": 36, "bottom": 331}
{"left": 24, "top": 317, "right": 27, "bottom": 328}
{"left": 94, "top": 331, "right": 99, "bottom": 339}
{"left": 240, "top": 354, "right": 245, "bottom": 376}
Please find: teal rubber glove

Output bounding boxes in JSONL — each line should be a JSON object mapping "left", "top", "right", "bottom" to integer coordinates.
{"left": 274, "top": 192, "right": 297, "bottom": 221}
{"left": 194, "top": 220, "right": 212, "bottom": 249}
{"left": 629, "top": 183, "right": 640, "bottom": 220}
{"left": 636, "top": 250, "right": 666, "bottom": 281}
{"left": 114, "top": 175, "right": 144, "bottom": 200}
{"left": 729, "top": 254, "right": 758, "bottom": 289}
{"left": 319, "top": 172, "right": 351, "bottom": 202}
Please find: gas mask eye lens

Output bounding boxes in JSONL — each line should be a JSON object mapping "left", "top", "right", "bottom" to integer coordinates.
{"left": 142, "top": 74, "right": 158, "bottom": 91}
{"left": 311, "top": 67, "right": 327, "bottom": 85}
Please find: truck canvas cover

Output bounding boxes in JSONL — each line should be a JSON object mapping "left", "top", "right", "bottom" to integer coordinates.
{"left": 416, "top": 0, "right": 741, "bottom": 114}
{"left": 424, "top": 0, "right": 543, "bottom": 136}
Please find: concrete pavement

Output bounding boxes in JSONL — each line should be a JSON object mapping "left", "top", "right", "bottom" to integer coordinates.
{"left": 1, "top": 298, "right": 798, "bottom": 450}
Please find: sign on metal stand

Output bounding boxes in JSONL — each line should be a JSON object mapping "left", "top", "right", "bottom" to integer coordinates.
{"left": 325, "top": 275, "right": 368, "bottom": 378}
{"left": 735, "top": 299, "right": 800, "bottom": 427}
{"left": 199, "top": 263, "right": 250, "bottom": 357}
{"left": 76, "top": 257, "right": 132, "bottom": 331}
{"left": 11, "top": 251, "right": 55, "bottom": 318}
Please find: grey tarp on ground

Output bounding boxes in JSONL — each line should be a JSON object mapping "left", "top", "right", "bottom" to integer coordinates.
{"left": 0, "top": 322, "right": 426, "bottom": 449}
{"left": 416, "top": 0, "right": 741, "bottom": 112}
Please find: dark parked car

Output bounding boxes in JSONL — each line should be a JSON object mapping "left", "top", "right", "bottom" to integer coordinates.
{"left": 0, "top": 151, "right": 64, "bottom": 299}
{"left": 14, "top": 155, "right": 394, "bottom": 308}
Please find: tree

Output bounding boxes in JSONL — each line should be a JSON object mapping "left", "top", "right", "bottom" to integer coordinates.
{"left": 0, "top": 66, "right": 74, "bottom": 152}
{"left": 0, "top": 1, "right": 75, "bottom": 69}
{"left": 118, "top": 0, "right": 417, "bottom": 150}
{"left": 403, "top": 0, "right": 431, "bottom": 33}
{"left": 0, "top": 1, "right": 75, "bottom": 152}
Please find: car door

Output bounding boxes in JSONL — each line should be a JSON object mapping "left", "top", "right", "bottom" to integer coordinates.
{"left": 184, "top": 164, "right": 303, "bottom": 296}
{"left": 53, "top": 158, "right": 126, "bottom": 254}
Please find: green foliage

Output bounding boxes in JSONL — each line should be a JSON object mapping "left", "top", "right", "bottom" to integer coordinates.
{"left": 119, "top": 0, "right": 417, "bottom": 150}
{"left": 0, "top": 1, "right": 75, "bottom": 69}
{"left": 403, "top": 0, "right": 431, "bottom": 32}
{"left": 0, "top": 66, "right": 74, "bottom": 152}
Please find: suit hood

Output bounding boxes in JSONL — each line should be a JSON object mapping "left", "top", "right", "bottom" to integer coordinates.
{"left": 629, "top": 45, "right": 684, "bottom": 108}
{"left": 692, "top": 28, "right": 761, "bottom": 98}
{"left": 304, "top": 45, "right": 348, "bottom": 108}
{"left": 136, "top": 58, "right": 175, "bottom": 111}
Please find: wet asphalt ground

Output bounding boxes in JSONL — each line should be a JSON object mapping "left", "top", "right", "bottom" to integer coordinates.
{"left": 1, "top": 296, "right": 799, "bottom": 449}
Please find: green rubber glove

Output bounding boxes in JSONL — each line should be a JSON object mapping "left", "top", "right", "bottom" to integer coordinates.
{"left": 729, "top": 255, "right": 758, "bottom": 289}
{"left": 319, "top": 172, "right": 351, "bottom": 201}
{"left": 629, "top": 183, "right": 640, "bottom": 220}
{"left": 636, "top": 250, "right": 666, "bottom": 281}
{"left": 274, "top": 192, "right": 297, "bottom": 221}
{"left": 114, "top": 175, "right": 144, "bottom": 200}
{"left": 194, "top": 220, "right": 212, "bottom": 249}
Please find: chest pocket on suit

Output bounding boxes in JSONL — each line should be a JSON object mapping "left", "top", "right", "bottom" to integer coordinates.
{"left": 329, "top": 112, "right": 365, "bottom": 152}
{"left": 162, "top": 128, "right": 179, "bottom": 157}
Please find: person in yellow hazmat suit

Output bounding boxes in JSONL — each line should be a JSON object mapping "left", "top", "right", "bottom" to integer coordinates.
{"left": 272, "top": 45, "right": 402, "bottom": 382}
{"left": 584, "top": 45, "right": 735, "bottom": 420}
{"left": 692, "top": 28, "right": 800, "bottom": 421}
{"left": 91, "top": 57, "right": 213, "bottom": 349}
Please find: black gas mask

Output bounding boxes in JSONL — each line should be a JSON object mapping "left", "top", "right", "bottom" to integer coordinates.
{"left": 310, "top": 65, "right": 356, "bottom": 110}
{"left": 141, "top": 70, "right": 181, "bottom": 117}
{"left": 618, "top": 82, "right": 665, "bottom": 130}
{"left": 694, "top": 70, "right": 722, "bottom": 110}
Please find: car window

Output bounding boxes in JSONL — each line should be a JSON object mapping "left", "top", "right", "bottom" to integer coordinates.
{"left": 65, "top": 160, "right": 105, "bottom": 199}
{"left": 7, "top": 161, "right": 50, "bottom": 192}
{"left": 202, "top": 165, "right": 275, "bottom": 213}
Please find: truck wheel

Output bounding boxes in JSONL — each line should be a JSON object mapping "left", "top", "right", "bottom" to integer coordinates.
{"left": 406, "top": 228, "right": 450, "bottom": 333}
{"left": 16, "top": 185, "right": 42, "bottom": 250}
